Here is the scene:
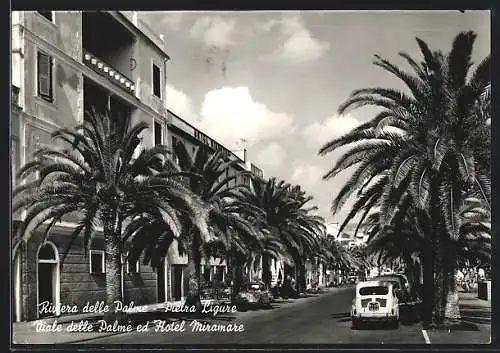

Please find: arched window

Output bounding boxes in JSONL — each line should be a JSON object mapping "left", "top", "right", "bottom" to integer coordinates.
{"left": 38, "top": 243, "right": 57, "bottom": 261}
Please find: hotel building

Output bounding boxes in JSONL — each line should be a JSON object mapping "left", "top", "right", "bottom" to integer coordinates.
{"left": 11, "top": 11, "right": 264, "bottom": 322}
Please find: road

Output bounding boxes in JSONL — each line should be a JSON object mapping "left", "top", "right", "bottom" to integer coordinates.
{"left": 82, "top": 286, "right": 426, "bottom": 344}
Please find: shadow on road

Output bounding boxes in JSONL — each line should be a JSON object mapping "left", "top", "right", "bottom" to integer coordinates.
{"left": 353, "top": 322, "right": 399, "bottom": 331}
{"left": 455, "top": 302, "right": 491, "bottom": 328}
{"left": 271, "top": 299, "right": 294, "bottom": 305}
{"left": 330, "top": 312, "right": 350, "bottom": 319}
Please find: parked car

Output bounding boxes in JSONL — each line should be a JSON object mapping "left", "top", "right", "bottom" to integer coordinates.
{"left": 347, "top": 272, "right": 358, "bottom": 284}
{"left": 371, "top": 274, "right": 419, "bottom": 323}
{"left": 351, "top": 280, "right": 400, "bottom": 329}
{"left": 234, "top": 282, "right": 272, "bottom": 311}
{"left": 371, "top": 274, "right": 416, "bottom": 303}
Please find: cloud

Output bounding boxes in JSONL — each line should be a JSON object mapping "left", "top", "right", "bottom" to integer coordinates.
{"left": 291, "top": 162, "right": 324, "bottom": 184}
{"left": 255, "top": 142, "right": 286, "bottom": 168}
{"left": 160, "top": 12, "right": 184, "bottom": 30}
{"left": 265, "top": 15, "right": 330, "bottom": 65}
{"left": 190, "top": 16, "right": 237, "bottom": 48}
{"left": 302, "top": 114, "right": 363, "bottom": 149}
{"left": 166, "top": 84, "right": 196, "bottom": 120}
{"left": 198, "top": 86, "right": 294, "bottom": 148}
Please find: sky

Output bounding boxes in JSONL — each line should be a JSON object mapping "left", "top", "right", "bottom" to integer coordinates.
{"left": 141, "top": 10, "right": 491, "bottom": 227}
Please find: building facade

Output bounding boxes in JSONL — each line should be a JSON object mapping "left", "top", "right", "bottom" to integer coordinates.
{"left": 12, "top": 10, "right": 172, "bottom": 322}
{"left": 326, "top": 222, "right": 368, "bottom": 248}
{"left": 11, "top": 11, "right": 268, "bottom": 322}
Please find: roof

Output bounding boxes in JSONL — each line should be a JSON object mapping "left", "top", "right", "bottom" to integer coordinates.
{"left": 356, "top": 280, "right": 394, "bottom": 289}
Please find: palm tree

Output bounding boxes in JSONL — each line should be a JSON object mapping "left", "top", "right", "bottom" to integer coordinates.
{"left": 172, "top": 141, "right": 260, "bottom": 308}
{"left": 319, "top": 236, "right": 361, "bottom": 276}
{"left": 229, "top": 177, "right": 289, "bottom": 288}
{"left": 364, "top": 207, "right": 425, "bottom": 297}
{"left": 318, "top": 31, "right": 490, "bottom": 325}
{"left": 13, "top": 109, "right": 210, "bottom": 321}
{"left": 285, "top": 185, "right": 325, "bottom": 292}
{"left": 230, "top": 177, "right": 323, "bottom": 293}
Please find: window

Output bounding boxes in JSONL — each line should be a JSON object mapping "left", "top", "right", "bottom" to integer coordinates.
{"left": 124, "top": 253, "right": 139, "bottom": 274}
{"left": 37, "top": 51, "right": 53, "bottom": 102}
{"left": 152, "top": 63, "right": 161, "bottom": 98}
{"left": 37, "top": 11, "right": 53, "bottom": 22}
{"left": 171, "top": 136, "right": 179, "bottom": 163}
{"left": 89, "top": 250, "right": 105, "bottom": 274}
{"left": 359, "top": 286, "right": 389, "bottom": 296}
{"left": 154, "top": 121, "right": 162, "bottom": 146}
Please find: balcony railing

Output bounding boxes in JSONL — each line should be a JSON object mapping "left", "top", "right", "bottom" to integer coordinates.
{"left": 83, "top": 50, "right": 136, "bottom": 94}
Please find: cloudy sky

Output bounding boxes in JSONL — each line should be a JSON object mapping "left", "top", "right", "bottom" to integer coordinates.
{"left": 141, "top": 10, "right": 490, "bottom": 226}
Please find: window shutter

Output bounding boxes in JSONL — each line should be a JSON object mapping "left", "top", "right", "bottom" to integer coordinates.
{"left": 37, "top": 52, "right": 51, "bottom": 99}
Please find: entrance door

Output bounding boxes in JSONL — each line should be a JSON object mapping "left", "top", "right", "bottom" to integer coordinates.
{"left": 37, "top": 243, "right": 59, "bottom": 319}
{"left": 38, "top": 263, "right": 54, "bottom": 317}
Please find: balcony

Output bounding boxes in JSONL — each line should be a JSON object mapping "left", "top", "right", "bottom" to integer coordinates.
{"left": 82, "top": 12, "right": 136, "bottom": 95}
{"left": 83, "top": 50, "right": 135, "bottom": 94}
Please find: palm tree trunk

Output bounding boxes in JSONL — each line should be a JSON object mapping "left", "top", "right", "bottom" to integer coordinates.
{"left": 296, "top": 258, "right": 307, "bottom": 293}
{"left": 184, "top": 231, "right": 202, "bottom": 313}
{"left": 433, "top": 255, "right": 446, "bottom": 324}
{"left": 433, "top": 228, "right": 449, "bottom": 326}
{"left": 262, "top": 253, "right": 272, "bottom": 288}
{"left": 231, "top": 256, "right": 244, "bottom": 302}
{"left": 421, "top": 240, "right": 435, "bottom": 325}
{"left": 442, "top": 237, "right": 461, "bottom": 322}
{"left": 103, "top": 218, "right": 125, "bottom": 323}
{"left": 313, "top": 258, "right": 319, "bottom": 288}
{"left": 226, "top": 252, "right": 232, "bottom": 287}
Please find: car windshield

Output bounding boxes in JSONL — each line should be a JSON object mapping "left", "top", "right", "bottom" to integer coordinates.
{"left": 359, "top": 286, "right": 389, "bottom": 296}
{"left": 374, "top": 276, "right": 403, "bottom": 288}
{"left": 246, "top": 283, "right": 263, "bottom": 291}
{"left": 381, "top": 280, "right": 400, "bottom": 289}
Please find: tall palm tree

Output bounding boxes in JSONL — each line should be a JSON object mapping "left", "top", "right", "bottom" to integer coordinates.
{"left": 172, "top": 141, "right": 260, "bottom": 308}
{"left": 285, "top": 185, "right": 325, "bottom": 292}
{"left": 13, "top": 109, "right": 210, "bottom": 321}
{"left": 230, "top": 177, "right": 323, "bottom": 293}
{"left": 229, "top": 177, "right": 289, "bottom": 288}
{"left": 318, "top": 31, "right": 490, "bottom": 325}
{"left": 319, "top": 236, "right": 361, "bottom": 275}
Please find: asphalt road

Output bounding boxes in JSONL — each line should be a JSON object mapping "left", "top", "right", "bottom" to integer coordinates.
{"left": 82, "top": 286, "right": 426, "bottom": 345}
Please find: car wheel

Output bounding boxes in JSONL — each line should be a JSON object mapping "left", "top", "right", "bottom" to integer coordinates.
{"left": 391, "top": 318, "right": 399, "bottom": 329}
{"left": 351, "top": 317, "right": 361, "bottom": 330}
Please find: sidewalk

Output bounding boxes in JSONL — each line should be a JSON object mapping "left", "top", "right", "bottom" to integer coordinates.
{"left": 423, "top": 290, "right": 491, "bottom": 344}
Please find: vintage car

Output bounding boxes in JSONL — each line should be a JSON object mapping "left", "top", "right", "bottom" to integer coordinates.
{"left": 351, "top": 280, "right": 400, "bottom": 329}
{"left": 371, "top": 274, "right": 420, "bottom": 322}
{"left": 234, "top": 282, "right": 272, "bottom": 311}
{"left": 347, "top": 271, "right": 359, "bottom": 284}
